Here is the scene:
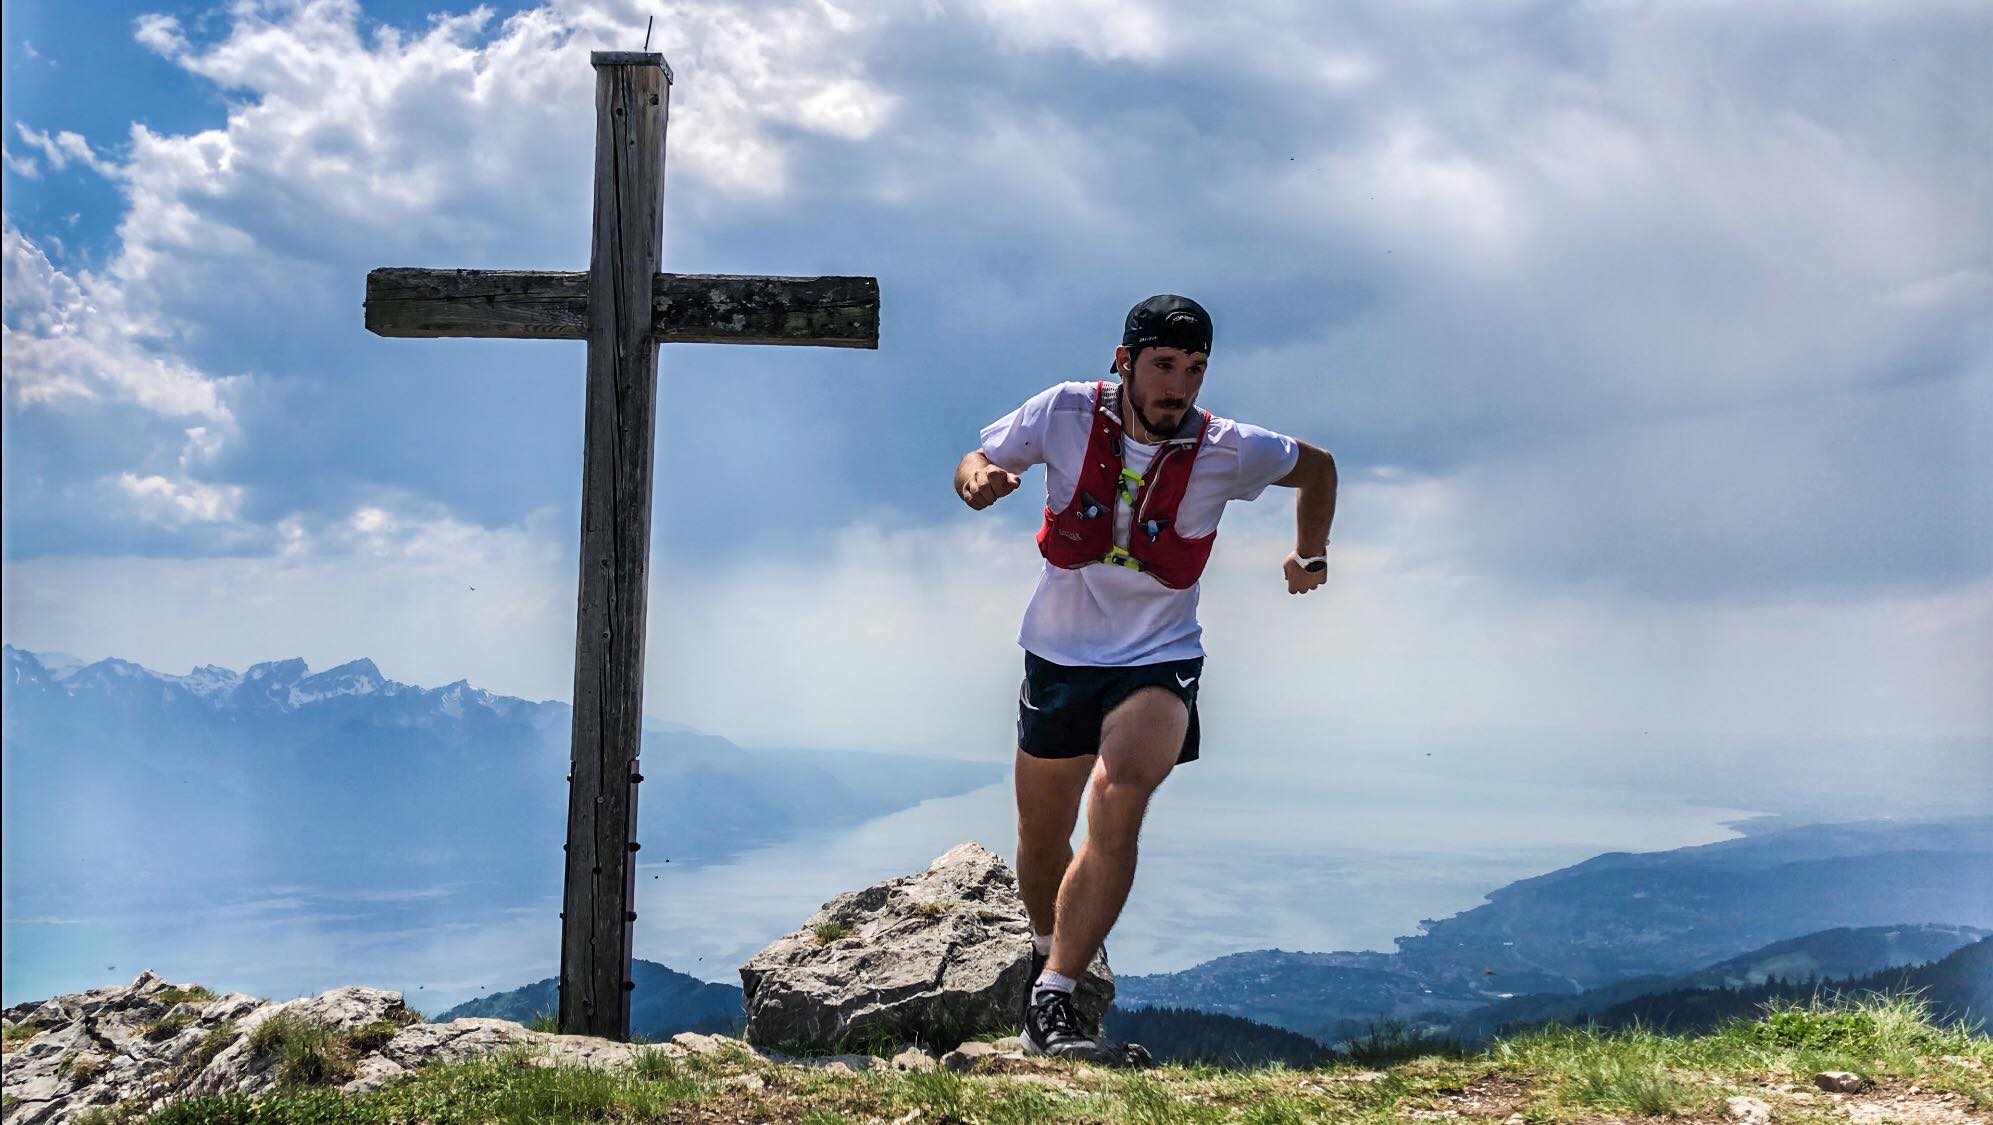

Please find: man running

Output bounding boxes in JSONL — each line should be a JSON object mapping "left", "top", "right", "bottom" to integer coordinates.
{"left": 953, "top": 294, "right": 1339, "bottom": 1059}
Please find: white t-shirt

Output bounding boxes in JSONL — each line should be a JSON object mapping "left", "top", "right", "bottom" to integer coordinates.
{"left": 980, "top": 380, "right": 1301, "bottom": 666}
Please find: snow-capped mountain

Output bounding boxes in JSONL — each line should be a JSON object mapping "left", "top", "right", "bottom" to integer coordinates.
{"left": 5, "top": 647, "right": 541, "bottom": 724}
{"left": 1, "top": 644, "right": 998, "bottom": 922}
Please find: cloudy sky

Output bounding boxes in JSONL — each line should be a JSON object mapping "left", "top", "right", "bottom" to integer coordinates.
{"left": 4, "top": 0, "right": 1988, "bottom": 763}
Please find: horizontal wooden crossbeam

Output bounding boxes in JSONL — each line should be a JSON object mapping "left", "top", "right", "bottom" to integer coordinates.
{"left": 364, "top": 268, "right": 879, "bottom": 348}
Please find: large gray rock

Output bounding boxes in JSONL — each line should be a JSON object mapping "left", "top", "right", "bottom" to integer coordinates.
{"left": 738, "top": 841, "right": 1113, "bottom": 1053}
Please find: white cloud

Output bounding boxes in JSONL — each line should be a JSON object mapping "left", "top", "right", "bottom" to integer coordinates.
{"left": 2, "top": 144, "right": 40, "bottom": 179}
{"left": 11, "top": 124, "right": 119, "bottom": 178}
{"left": 967, "top": 0, "right": 1171, "bottom": 62}
{"left": 116, "top": 472, "right": 246, "bottom": 525}
{"left": 1, "top": 221, "right": 241, "bottom": 423}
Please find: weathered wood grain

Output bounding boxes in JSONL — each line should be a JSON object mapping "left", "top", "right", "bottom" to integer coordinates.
{"left": 364, "top": 268, "right": 878, "bottom": 347}
{"left": 558, "top": 50, "right": 668, "bottom": 1043}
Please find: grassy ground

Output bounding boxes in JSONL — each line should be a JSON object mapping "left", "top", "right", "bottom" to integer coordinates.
{"left": 122, "top": 990, "right": 1988, "bottom": 1124}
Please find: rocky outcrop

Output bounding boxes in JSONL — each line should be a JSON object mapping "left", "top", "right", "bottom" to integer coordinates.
{"left": 739, "top": 841, "right": 1114, "bottom": 1053}
{"left": 1, "top": 972, "right": 723, "bottom": 1122}
{"left": 2, "top": 959, "right": 1145, "bottom": 1119}
{"left": 1, "top": 844, "right": 1148, "bottom": 1120}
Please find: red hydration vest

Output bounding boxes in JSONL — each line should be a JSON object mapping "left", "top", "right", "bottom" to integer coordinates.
{"left": 1036, "top": 381, "right": 1217, "bottom": 590}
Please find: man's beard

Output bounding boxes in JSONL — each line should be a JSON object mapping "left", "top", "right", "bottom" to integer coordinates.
{"left": 1126, "top": 372, "right": 1189, "bottom": 438}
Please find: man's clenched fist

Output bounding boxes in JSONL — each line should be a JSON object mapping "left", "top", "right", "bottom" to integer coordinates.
{"left": 1283, "top": 551, "right": 1329, "bottom": 595}
{"left": 960, "top": 462, "right": 1021, "bottom": 510}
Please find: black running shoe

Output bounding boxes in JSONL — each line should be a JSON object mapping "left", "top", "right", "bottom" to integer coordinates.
{"left": 1022, "top": 987, "right": 1099, "bottom": 1058}
{"left": 1022, "top": 944, "right": 1047, "bottom": 1028}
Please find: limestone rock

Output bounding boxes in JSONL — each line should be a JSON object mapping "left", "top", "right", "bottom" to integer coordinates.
{"left": 939, "top": 1040, "right": 1008, "bottom": 1072}
{"left": 341, "top": 1056, "right": 410, "bottom": 1097}
{"left": 1, "top": 973, "right": 665, "bottom": 1123}
{"left": 669, "top": 1030, "right": 742, "bottom": 1056}
{"left": 185, "top": 986, "right": 415, "bottom": 1098}
{"left": 1726, "top": 1094, "right": 1773, "bottom": 1123}
{"left": 889, "top": 1046, "right": 940, "bottom": 1072}
{"left": 1815, "top": 1070, "right": 1871, "bottom": 1093}
{"left": 796, "top": 1053, "right": 879, "bottom": 1072}
{"left": 739, "top": 841, "right": 1112, "bottom": 1053}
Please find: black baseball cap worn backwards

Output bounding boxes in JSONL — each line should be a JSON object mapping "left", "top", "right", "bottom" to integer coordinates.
{"left": 1112, "top": 294, "right": 1213, "bottom": 372}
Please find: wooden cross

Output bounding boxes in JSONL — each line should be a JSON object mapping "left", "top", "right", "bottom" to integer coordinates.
{"left": 362, "top": 51, "right": 879, "bottom": 1041}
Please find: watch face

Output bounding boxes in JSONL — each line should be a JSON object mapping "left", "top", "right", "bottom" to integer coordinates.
{"left": 1303, "top": 559, "right": 1327, "bottom": 572}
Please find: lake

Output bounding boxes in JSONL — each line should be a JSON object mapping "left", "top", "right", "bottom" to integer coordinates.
{"left": 1, "top": 755, "right": 1764, "bottom": 1015}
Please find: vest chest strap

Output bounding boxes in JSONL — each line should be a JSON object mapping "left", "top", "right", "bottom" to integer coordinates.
{"left": 1116, "top": 467, "right": 1144, "bottom": 506}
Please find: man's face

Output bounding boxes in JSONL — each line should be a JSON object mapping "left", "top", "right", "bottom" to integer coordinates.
{"left": 1118, "top": 344, "right": 1207, "bottom": 435}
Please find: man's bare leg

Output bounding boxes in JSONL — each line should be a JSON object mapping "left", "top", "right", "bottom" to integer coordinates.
{"left": 1047, "top": 687, "right": 1187, "bottom": 980}
{"left": 1013, "top": 747, "right": 1094, "bottom": 939}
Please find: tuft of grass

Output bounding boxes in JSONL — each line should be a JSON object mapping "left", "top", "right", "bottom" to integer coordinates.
{"left": 247, "top": 1011, "right": 358, "bottom": 1088}
{"left": 70, "top": 1097, "right": 150, "bottom": 1125}
{"left": 897, "top": 1069, "right": 971, "bottom": 1119}
{"left": 174, "top": 1022, "right": 240, "bottom": 1085}
{"left": 911, "top": 900, "right": 952, "bottom": 919}
{"left": 1486, "top": 1018, "right": 1716, "bottom": 1117}
{"left": 526, "top": 1007, "right": 560, "bottom": 1033}
{"left": 810, "top": 920, "right": 854, "bottom": 945}
{"left": 157, "top": 985, "right": 219, "bottom": 1007}
{"left": 1334, "top": 1016, "right": 1468, "bottom": 1067}
{"left": 344, "top": 1019, "right": 403, "bottom": 1055}
{"left": 1722, "top": 987, "right": 1970, "bottom": 1056}
{"left": 2, "top": 1020, "right": 42, "bottom": 1053}
{"left": 63, "top": 1051, "right": 107, "bottom": 1085}
{"left": 142, "top": 1008, "right": 198, "bottom": 1041}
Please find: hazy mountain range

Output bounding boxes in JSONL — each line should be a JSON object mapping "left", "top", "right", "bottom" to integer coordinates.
{"left": 0, "top": 644, "right": 1000, "bottom": 920}
{"left": 1113, "top": 815, "right": 1993, "bottom": 1044}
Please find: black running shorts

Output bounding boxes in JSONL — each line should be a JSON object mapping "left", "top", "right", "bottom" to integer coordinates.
{"left": 1016, "top": 650, "right": 1203, "bottom": 764}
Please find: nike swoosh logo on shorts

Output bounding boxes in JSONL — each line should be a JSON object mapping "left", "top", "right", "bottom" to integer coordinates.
{"left": 1176, "top": 674, "right": 1197, "bottom": 688}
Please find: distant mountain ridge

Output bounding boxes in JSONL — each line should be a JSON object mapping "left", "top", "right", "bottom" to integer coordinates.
{"left": 1570, "top": 935, "right": 1993, "bottom": 1039}
{"left": 1116, "top": 816, "right": 1993, "bottom": 1044}
{"left": 431, "top": 959, "right": 744, "bottom": 1037}
{"left": 2, "top": 645, "right": 557, "bottom": 740}
{"left": 1, "top": 645, "right": 1001, "bottom": 933}
{"left": 1437, "top": 923, "right": 1991, "bottom": 1045}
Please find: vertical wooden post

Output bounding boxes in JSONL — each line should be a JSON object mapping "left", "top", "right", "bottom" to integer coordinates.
{"left": 559, "top": 50, "right": 671, "bottom": 1042}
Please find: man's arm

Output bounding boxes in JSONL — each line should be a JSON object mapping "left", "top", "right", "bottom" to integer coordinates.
{"left": 1272, "top": 442, "right": 1337, "bottom": 594}
{"left": 955, "top": 450, "right": 1021, "bottom": 510}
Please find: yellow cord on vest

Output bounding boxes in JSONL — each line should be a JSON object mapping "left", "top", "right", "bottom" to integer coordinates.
{"left": 1117, "top": 467, "right": 1144, "bottom": 506}
{"left": 1103, "top": 545, "right": 1143, "bottom": 570}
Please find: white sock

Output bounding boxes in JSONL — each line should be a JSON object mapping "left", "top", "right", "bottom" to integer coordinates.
{"left": 1032, "top": 933, "right": 1052, "bottom": 956}
{"left": 1033, "top": 969, "right": 1076, "bottom": 996}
